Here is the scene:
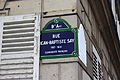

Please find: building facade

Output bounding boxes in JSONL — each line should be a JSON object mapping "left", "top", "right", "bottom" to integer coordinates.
{"left": 0, "top": 0, "right": 120, "bottom": 80}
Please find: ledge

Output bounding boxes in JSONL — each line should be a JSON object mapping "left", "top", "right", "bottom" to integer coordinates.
{"left": 41, "top": 57, "right": 80, "bottom": 64}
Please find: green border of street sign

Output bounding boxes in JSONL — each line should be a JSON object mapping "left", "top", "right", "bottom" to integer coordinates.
{"left": 40, "top": 28, "right": 78, "bottom": 59}
{"left": 43, "top": 18, "right": 71, "bottom": 30}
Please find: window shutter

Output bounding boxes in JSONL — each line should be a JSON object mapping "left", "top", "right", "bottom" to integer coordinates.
{"left": 93, "top": 46, "right": 102, "bottom": 80}
{"left": 0, "top": 14, "right": 40, "bottom": 80}
{"left": 98, "top": 62, "right": 102, "bottom": 80}
{"left": 93, "top": 53, "right": 98, "bottom": 79}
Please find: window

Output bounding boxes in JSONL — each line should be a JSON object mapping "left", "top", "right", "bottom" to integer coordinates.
{"left": 78, "top": 24, "right": 87, "bottom": 66}
{"left": 93, "top": 45, "right": 102, "bottom": 80}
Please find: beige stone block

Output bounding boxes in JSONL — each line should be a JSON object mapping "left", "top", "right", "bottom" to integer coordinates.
{"left": 77, "top": 0, "right": 84, "bottom": 22}
{"left": 85, "top": 16, "right": 91, "bottom": 36}
{"left": 86, "top": 33, "right": 90, "bottom": 53}
{"left": 42, "top": 57, "right": 79, "bottom": 64}
{"left": 41, "top": 64, "right": 59, "bottom": 80}
{"left": 82, "top": 70, "right": 91, "bottom": 80}
{"left": 41, "top": 17, "right": 59, "bottom": 29}
{"left": 0, "top": 0, "right": 6, "bottom": 9}
{"left": 60, "top": 63, "right": 78, "bottom": 80}
{"left": 0, "top": 10, "right": 9, "bottom": 16}
{"left": 103, "top": 66, "right": 109, "bottom": 80}
{"left": 43, "top": 0, "right": 77, "bottom": 16}
{"left": 78, "top": 64, "right": 82, "bottom": 80}
{"left": 88, "top": 5, "right": 92, "bottom": 24}
{"left": 91, "top": 16, "right": 96, "bottom": 37}
{"left": 42, "top": 15, "right": 78, "bottom": 29}
{"left": 102, "top": 52, "right": 109, "bottom": 71}
{"left": 89, "top": 41, "right": 93, "bottom": 58}
{"left": 81, "top": 0, "right": 89, "bottom": 14}
{"left": 86, "top": 54, "right": 93, "bottom": 78}
{"left": 61, "top": 15, "right": 78, "bottom": 28}
{"left": 5, "top": 0, "right": 41, "bottom": 15}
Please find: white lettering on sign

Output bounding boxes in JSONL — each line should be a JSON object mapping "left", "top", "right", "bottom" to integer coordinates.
{"left": 52, "top": 34, "right": 60, "bottom": 38}
{"left": 45, "top": 50, "right": 68, "bottom": 54}
{"left": 57, "top": 46, "right": 62, "bottom": 48}
{"left": 51, "top": 46, "right": 56, "bottom": 49}
{"left": 40, "top": 39, "right": 74, "bottom": 46}
{"left": 67, "top": 39, "right": 74, "bottom": 43}
{"left": 56, "top": 24, "right": 62, "bottom": 28}
{"left": 51, "top": 24, "right": 62, "bottom": 29}
{"left": 45, "top": 50, "right": 57, "bottom": 54}
{"left": 58, "top": 50, "right": 68, "bottom": 53}
{"left": 51, "top": 25, "right": 55, "bottom": 29}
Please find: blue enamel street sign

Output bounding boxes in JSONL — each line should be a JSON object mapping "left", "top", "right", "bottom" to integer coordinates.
{"left": 41, "top": 18, "right": 78, "bottom": 59}
{"left": 41, "top": 30, "right": 74, "bottom": 56}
